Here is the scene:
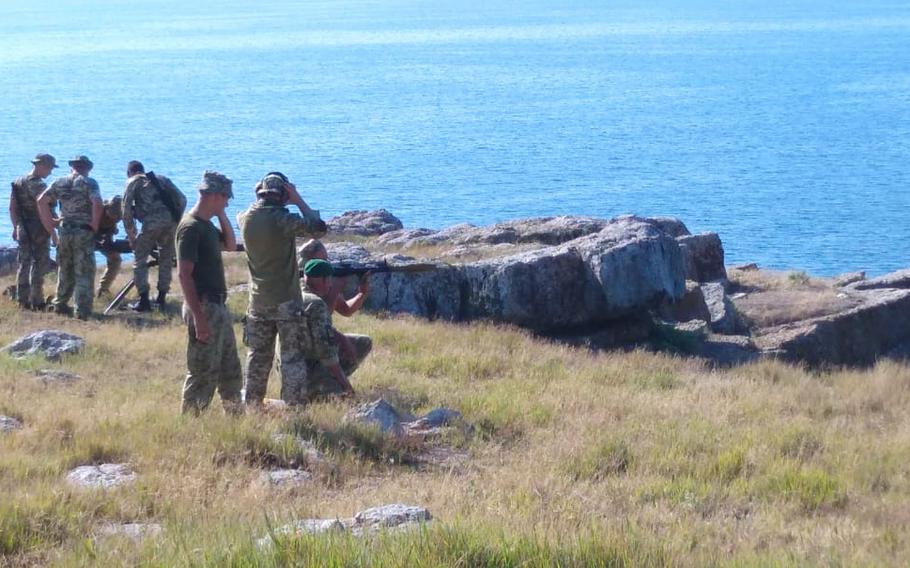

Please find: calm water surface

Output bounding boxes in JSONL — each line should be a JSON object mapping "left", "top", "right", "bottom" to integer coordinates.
{"left": 1, "top": 0, "right": 908, "bottom": 275}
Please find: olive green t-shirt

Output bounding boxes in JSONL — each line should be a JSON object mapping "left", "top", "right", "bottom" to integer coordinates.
{"left": 176, "top": 214, "right": 226, "bottom": 298}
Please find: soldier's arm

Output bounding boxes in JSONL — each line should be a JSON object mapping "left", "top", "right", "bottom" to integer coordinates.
{"left": 282, "top": 182, "right": 327, "bottom": 238}
{"left": 122, "top": 178, "right": 138, "bottom": 241}
{"left": 177, "top": 225, "right": 211, "bottom": 343}
{"left": 216, "top": 209, "right": 236, "bottom": 252}
{"left": 9, "top": 186, "right": 18, "bottom": 241}
{"left": 90, "top": 195, "right": 103, "bottom": 234}
{"left": 36, "top": 187, "right": 59, "bottom": 237}
{"left": 334, "top": 274, "right": 370, "bottom": 317}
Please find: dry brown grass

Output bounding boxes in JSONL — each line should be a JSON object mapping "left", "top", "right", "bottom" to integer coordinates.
{"left": 0, "top": 260, "right": 909, "bottom": 565}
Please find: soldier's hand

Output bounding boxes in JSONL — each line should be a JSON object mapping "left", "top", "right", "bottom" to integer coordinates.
{"left": 195, "top": 317, "right": 212, "bottom": 343}
{"left": 358, "top": 272, "right": 370, "bottom": 295}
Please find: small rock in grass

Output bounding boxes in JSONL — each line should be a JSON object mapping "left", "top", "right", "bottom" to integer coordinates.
{"left": 406, "top": 408, "right": 463, "bottom": 432}
{"left": 3, "top": 330, "right": 85, "bottom": 361}
{"left": 35, "top": 369, "right": 81, "bottom": 383}
{"left": 66, "top": 463, "right": 136, "bottom": 489}
{"left": 258, "top": 505, "right": 431, "bottom": 547}
{"left": 0, "top": 415, "right": 23, "bottom": 433}
{"left": 95, "top": 522, "right": 163, "bottom": 541}
{"left": 350, "top": 399, "right": 414, "bottom": 434}
{"left": 260, "top": 469, "right": 313, "bottom": 487}
{"left": 353, "top": 504, "right": 432, "bottom": 528}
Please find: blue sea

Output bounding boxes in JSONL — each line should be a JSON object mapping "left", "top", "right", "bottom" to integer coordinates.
{"left": 1, "top": 0, "right": 908, "bottom": 276}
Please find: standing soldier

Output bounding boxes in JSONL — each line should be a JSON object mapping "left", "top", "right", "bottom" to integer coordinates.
{"left": 176, "top": 171, "right": 242, "bottom": 415}
{"left": 122, "top": 160, "right": 186, "bottom": 311}
{"left": 237, "top": 172, "right": 326, "bottom": 407}
{"left": 37, "top": 155, "right": 102, "bottom": 320}
{"left": 9, "top": 153, "right": 57, "bottom": 310}
{"left": 95, "top": 195, "right": 124, "bottom": 297}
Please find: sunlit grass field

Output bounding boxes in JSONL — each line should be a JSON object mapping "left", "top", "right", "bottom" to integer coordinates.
{"left": 1, "top": 257, "right": 909, "bottom": 566}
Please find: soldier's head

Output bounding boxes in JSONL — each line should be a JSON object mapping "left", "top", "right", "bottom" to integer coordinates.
{"left": 298, "top": 239, "right": 328, "bottom": 269}
{"left": 197, "top": 170, "right": 233, "bottom": 211}
{"left": 127, "top": 160, "right": 145, "bottom": 177}
{"left": 30, "top": 153, "right": 58, "bottom": 178}
{"left": 254, "top": 172, "right": 289, "bottom": 204}
{"left": 303, "top": 259, "right": 333, "bottom": 295}
{"left": 106, "top": 195, "right": 123, "bottom": 219}
{"left": 68, "top": 155, "right": 93, "bottom": 176}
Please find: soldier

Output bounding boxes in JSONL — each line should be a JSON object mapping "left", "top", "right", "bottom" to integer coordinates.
{"left": 122, "top": 160, "right": 186, "bottom": 311}
{"left": 237, "top": 172, "right": 326, "bottom": 407}
{"left": 37, "top": 155, "right": 102, "bottom": 320}
{"left": 176, "top": 171, "right": 241, "bottom": 415}
{"left": 297, "top": 238, "right": 373, "bottom": 376}
{"left": 95, "top": 195, "right": 124, "bottom": 297}
{"left": 9, "top": 153, "right": 57, "bottom": 310}
{"left": 299, "top": 259, "right": 358, "bottom": 400}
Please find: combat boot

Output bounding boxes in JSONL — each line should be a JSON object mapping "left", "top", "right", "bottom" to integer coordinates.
{"left": 53, "top": 304, "right": 74, "bottom": 317}
{"left": 154, "top": 290, "right": 167, "bottom": 310}
{"left": 130, "top": 292, "right": 152, "bottom": 312}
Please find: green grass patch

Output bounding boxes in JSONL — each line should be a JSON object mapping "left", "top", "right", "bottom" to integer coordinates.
{"left": 566, "top": 438, "right": 633, "bottom": 481}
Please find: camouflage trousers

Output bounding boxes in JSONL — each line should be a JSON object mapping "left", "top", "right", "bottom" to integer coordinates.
{"left": 307, "top": 333, "right": 372, "bottom": 398}
{"left": 242, "top": 312, "right": 310, "bottom": 406}
{"left": 15, "top": 222, "right": 51, "bottom": 306}
{"left": 134, "top": 224, "right": 175, "bottom": 295}
{"left": 182, "top": 301, "right": 243, "bottom": 414}
{"left": 53, "top": 228, "right": 96, "bottom": 319}
{"left": 97, "top": 250, "right": 122, "bottom": 295}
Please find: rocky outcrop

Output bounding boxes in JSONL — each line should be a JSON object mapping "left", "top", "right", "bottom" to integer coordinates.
{"left": 846, "top": 268, "right": 910, "bottom": 291}
{"left": 360, "top": 216, "right": 686, "bottom": 331}
{"left": 678, "top": 233, "right": 727, "bottom": 283}
{"left": 3, "top": 330, "right": 85, "bottom": 361}
{"left": 701, "top": 282, "right": 742, "bottom": 334}
{"left": 328, "top": 209, "right": 403, "bottom": 236}
{"left": 259, "top": 504, "right": 432, "bottom": 547}
{"left": 67, "top": 464, "right": 136, "bottom": 489}
{"left": 754, "top": 288, "right": 910, "bottom": 366}
{"left": 833, "top": 271, "right": 865, "bottom": 287}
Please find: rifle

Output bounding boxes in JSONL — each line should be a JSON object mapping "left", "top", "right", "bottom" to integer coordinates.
{"left": 146, "top": 171, "right": 181, "bottom": 223}
{"left": 103, "top": 250, "right": 160, "bottom": 315}
{"left": 95, "top": 236, "right": 132, "bottom": 255}
{"left": 301, "top": 260, "right": 439, "bottom": 278}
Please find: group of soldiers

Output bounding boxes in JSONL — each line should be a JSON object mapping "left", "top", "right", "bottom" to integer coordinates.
{"left": 9, "top": 154, "right": 372, "bottom": 412}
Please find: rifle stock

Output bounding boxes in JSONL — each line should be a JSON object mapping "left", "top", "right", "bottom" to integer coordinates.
{"left": 299, "top": 261, "right": 439, "bottom": 278}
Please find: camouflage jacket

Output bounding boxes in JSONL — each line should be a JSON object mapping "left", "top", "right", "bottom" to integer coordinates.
{"left": 11, "top": 174, "right": 50, "bottom": 224}
{"left": 300, "top": 284, "right": 339, "bottom": 365}
{"left": 237, "top": 200, "right": 326, "bottom": 316}
{"left": 97, "top": 200, "right": 122, "bottom": 237}
{"left": 44, "top": 174, "right": 101, "bottom": 227}
{"left": 122, "top": 173, "right": 186, "bottom": 233}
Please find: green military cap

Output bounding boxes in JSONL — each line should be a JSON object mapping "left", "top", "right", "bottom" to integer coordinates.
{"left": 197, "top": 170, "right": 234, "bottom": 198}
{"left": 68, "top": 155, "right": 94, "bottom": 169}
{"left": 303, "top": 258, "right": 334, "bottom": 278}
{"left": 31, "top": 153, "right": 58, "bottom": 168}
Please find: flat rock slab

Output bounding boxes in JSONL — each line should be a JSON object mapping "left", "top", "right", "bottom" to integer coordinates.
{"left": 259, "top": 504, "right": 432, "bottom": 547}
{"left": 0, "top": 415, "right": 23, "bottom": 433}
{"left": 349, "top": 399, "right": 464, "bottom": 437}
{"left": 35, "top": 369, "right": 82, "bottom": 383}
{"left": 67, "top": 464, "right": 136, "bottom": 489}
{"left": 3, "top": 330, "right": 85, "bottom": 361}
{"left": 95, "top": 523, "right": 163, "bottom": 541}
{"left": 260, "top": 469, "right": 313, "bottom": 487}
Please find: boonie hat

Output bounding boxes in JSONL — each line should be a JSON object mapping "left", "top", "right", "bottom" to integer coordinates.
{"left": 68, "top": 155, "right": 94, "bottom": 169}
{"left": 31, "top": 153, "right": 58, "bottom": 168}
{"left": 197, "top": 170, "right": 234, "bottom": 198}
{"left": 303, "top": 259, "right": 334, "bottom": 278}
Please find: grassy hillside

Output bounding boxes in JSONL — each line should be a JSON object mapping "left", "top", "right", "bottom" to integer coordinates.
{"left": 1, "top": 257, "right": 909, "bottom": 566}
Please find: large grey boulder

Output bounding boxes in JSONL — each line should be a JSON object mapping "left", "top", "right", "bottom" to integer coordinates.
{"left": 677, "top": 233, "right": 727, "bottom": 282}
{"left": 0, "top": 415, "right": 23, "bottom": 433}
{"left": 364, "top": 217, "right": 685, "bottom": 331}
{"left": 66, "top": 464, "right": 136, "bottom": 489}
{"left": 660, "top": 281, "right": 711, "bottom": 323}
{"left": 846, "top": 268, "right": 910, "bottom": 291}
{"left": 701, "top": 282, "right": 741, "bottom": 334}
{"left": 3, "top": 330, "right": 85, "bottom": 361}
{"left": 754, "top": 288, "right": 910, "bottom": 366}
{"left": 328, "top": 209, "right": 403, "bottom": 236}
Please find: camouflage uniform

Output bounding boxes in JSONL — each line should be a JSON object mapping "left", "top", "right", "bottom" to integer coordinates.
{"left": 122, "top": 173, "right": 186, "bottom": 296}
{"left": 95, "top": 197, "right": 123, "bottom": 295}
{"left": 238, "top": 194, "right": 326, "bottom": 406}
{"left": 45, "top": 174, "right": 101, "bottom": 319}
{"left": 11, "top": 174, "right": 52, "bottom": 306}
{"left": 300, "top": 283, "right": 373, "bottom": 398}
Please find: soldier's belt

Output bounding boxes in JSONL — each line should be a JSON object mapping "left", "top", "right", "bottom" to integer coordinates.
{"left": 60, "top": 222, "right": 94, "bottom": 232}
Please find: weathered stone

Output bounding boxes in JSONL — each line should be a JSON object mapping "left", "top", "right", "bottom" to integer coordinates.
{"left": 677, "top": 233, "right": 727, "bottom": 282}
{"left": 701, "top": 282, "right": 741, "bottom": 334}
{"left": 260, "top": 469, "right": 313, "bottom": 487}
{"left": 3, "top": 330, "right": 85, "bottom": 361}
{"left": 67, "top": 464, "right": 136, "bottom": 489}
{"left": 35, "top": 369, "right": 81, "bottom": 383}
{"left": 95, "top": 523, "right": 163, "bottom": 541}
{"left": 646, "top": 216, "right": 691, "bottom": 238}
{"left": 408, "top": 408, "right": 462, "bottom": 431}
{"left": 0, "top": 415, "right": 23, "bottom": 433}
{"left": 674, "top": 319, "right": 709, "bottom": 335}
{"left": 699, "top": 335, "right": 758, "bottom": 366}
{"left": 353, "top": 504, "right": 432, "bottom": 529}
{"left": 660, "top": 281, "right": 711, "bottom": 323}
{"left": 350, "top": 399, "right": 414, "bottom": 434}
{"left": 324, "top": 242, "right": 373, "bottom": 263}
{"left": 327, "top": 209, "right": 403, "bottom": 236}
{"left": 754, "top": 288, "right": 910, "bottom": 366}
{"left": 833, "top": 271, "right": 865, "bottom": 287}
{"left": 847, "top": 268, "right": 910, "bottom": 291}
{"left": 374, "top": 228, "right": 437, "bottom": 246}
